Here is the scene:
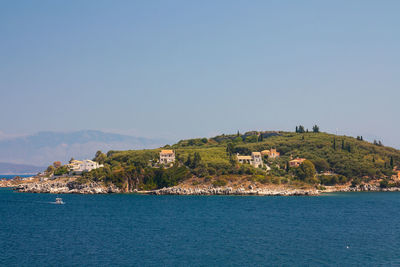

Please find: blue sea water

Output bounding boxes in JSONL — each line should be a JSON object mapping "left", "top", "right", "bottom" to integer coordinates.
{"left": 1, "top": 175, "right": 33, "bottom": 180}
{"left": 1, "top": 189, "right": 400, "bottom": 266}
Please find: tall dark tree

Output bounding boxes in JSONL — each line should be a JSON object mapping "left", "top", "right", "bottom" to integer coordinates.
{"left": 226, "top": 143, "right": 235, "bottom": 156}
{"left": 312, "top": 125, "right": 320, "bottom": 133}
{"left": 298, "top": 125, "right": 305, "bottom": 133}
{"left": 333, "top": 138, "right": 336, "bottom": 150}
{"left": 341, "top": 140, "right": 345, "bottom": 150}
{"left": 361, "top": 136, "right": 363, "bottom": 141}
{"left": 390, "top": 156, "right": 394, "bottom": 168}
{"left": 295, "top": 126, "right": 298, "bottom": 133}
{"left": 192, "top": 152, "right": 202, "bottom": 168}
{"left": 185, "top": 154, "right": 192, "bottom": 167}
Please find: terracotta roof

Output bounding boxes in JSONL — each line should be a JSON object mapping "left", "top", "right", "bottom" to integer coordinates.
{"left": 160, "top": 150, "right": 174, "bottom": 154}
{"left": 237, "top": 155, "right": 252, "bottom": 160}
{"left": 290, "top": 158, "right": 306, "bottom": 163}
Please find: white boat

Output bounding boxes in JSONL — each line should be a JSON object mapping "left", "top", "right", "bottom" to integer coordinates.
{"left": 55, "top": 198, "right": 65, "bottom": 204}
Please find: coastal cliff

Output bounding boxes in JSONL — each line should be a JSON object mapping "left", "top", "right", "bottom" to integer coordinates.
{"left": 13, "top": 180, "right": 122, "bottom": 194}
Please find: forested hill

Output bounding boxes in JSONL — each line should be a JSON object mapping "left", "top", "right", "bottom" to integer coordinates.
{"left": 75, "top": 130, "right": 400, "bottom": 191}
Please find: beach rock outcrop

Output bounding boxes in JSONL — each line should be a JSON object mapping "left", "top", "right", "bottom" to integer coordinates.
{"left": 149, "top": 186, "right": 319, "bottom": 196}
{"left": 14, "top": 180, "right": 122, "bottom": 194}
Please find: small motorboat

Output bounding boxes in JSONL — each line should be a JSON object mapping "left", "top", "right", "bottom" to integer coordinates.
{"left": 55, "top": 197, "right": 65, "bottom": 204}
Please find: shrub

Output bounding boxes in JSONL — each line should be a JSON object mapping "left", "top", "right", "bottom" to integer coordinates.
{"left": 380, "top": 180, "right": 389, "bottom": 188}
{"left": 212, "top": 178, "right": 228, "bottom": 187}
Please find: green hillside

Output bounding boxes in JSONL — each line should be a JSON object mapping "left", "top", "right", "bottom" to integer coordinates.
{"left": 76, "top": 130, "right": 400, "bottom": 190}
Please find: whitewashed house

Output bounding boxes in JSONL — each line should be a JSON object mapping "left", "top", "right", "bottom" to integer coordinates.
{"left": 159, "top": 150, "right": 175, "bottom": 165}
{"left": 68, "top": 159, "right": 104, "bottom": 174}
{"left": 237, "top": 152, "right": 264, "bottom": 168}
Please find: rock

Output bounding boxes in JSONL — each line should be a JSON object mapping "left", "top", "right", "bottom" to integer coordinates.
{"left": 14, "top": 180, "right": 122, "bottom": 194}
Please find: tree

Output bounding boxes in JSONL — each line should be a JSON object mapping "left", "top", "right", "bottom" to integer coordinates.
{"left": 295, "top": 126, "right": 298, "bottom": 133}
{"left": 226, "top": 143, "right": 235, "bottom": 156}
{"left": 69, "top": 158, "right": 75, "bottom": 163}
{"left": 53, "top": 161, "right": 62, "bottom": 168}
{"left": 46, "top": 165, "right": 55, "bottom": 174}
{"left": 258, "top": 134, "right": 263, "bottom": 142}
{"left": 341, "top": 140, "right": 345, "bottom": 150}
{"left": 390, "top": 156, "right": 394, "bottom": 168}
{"left": 298, "top": 125, "right": 305, "bottom": 133}
{"left": 347, "top": 144, "right": 352, "bottom": 153}
{"left": 312, "top": 125, "right": 320, "bottom": 133}
{"left": 333, "top": 138, "right": 336, "bottom": 150}
{"left": 296, "top": 160, "right": 317, "bottom": 183}
{"left": 361, "top": 136, "right": 363, "bottom": 141}
{"left": 185, "top": 154, "right": 192, "bottom": 167}
{"left": 192, "top": 152, "right": 202, "bottom": 168}
{"left": 237, "top": 130, "right": 240, "bottom": 137}
{"left": 312, "top": 158, "right": 330, "bottom": 173}
{"left": 93, "top": 150, "right": 107, "bottom": 164}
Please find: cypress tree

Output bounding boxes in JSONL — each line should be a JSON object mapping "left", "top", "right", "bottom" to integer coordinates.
{"left": 295, "top": 126, "right": 298, "bottom": 133}
{"left": 347, "top": 144, "right": 351, "bottom": 153}
{"left": 361, "top": 136, "right": 363, "bottom": 141}
{"left": 390, "top": 156, "right": 394, "bottom": 167}
{"left": 333, "top": 138, "right": 336, "bottom": 150}
{"left": 341, "top": 140, "right": 345, "bottom": 150}
{"left": 185, "top": 154, "right": 192, "bottom": 167}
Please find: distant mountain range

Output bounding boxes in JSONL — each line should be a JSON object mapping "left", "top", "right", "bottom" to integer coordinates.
{"left": 0, "top": 130, "right": 170, "bottom": 169}
{"left": 0, "top": 162, "right": 46, "bottom": 175}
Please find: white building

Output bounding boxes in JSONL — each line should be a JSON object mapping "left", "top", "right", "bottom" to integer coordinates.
{"left": 237, "top": 152, "right": 264, "bottom": 168}
{"left": 68, "top": 159, "right": 104, "bottom": 174}
{"left": 159, "top": 150, "right": 175, "bottom": 165}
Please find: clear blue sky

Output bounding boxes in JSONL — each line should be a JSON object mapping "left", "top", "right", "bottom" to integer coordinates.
{"left": 1, "top": 1, "right": 399, "bottom": 146}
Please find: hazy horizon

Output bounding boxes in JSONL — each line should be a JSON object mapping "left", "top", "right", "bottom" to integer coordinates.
{"left": 1, "top": 1, "right": 399, "bottom": 148}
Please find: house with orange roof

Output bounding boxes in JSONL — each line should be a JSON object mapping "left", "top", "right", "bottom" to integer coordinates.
{"left": 261, "top": 148, "right": 280, "bottom": 159}
{"left": 289, "top": 158, "right": 306, "bottom": 167}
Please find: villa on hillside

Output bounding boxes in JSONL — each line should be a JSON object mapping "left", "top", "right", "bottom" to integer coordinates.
{"left": 261, "top": 148, "right": 280, "bottom": 159}
{"left": 68, "top": 159, "right": 104, "bottom": 174}
{"left": 159, "top": 150, "right": 175, "bottom": 165}
{"left": 237, "top": 152, "right": 263, "bottom": 168}
{"left": 289, "top": 158, "right": 306, "bottom": 167}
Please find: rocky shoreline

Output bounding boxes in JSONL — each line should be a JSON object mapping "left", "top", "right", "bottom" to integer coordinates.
{"left": 14, "top": 181, "right": 122, "bottom": 194}
{"left": 149, "top": 186, "right": 319, "bottom": 196}
{"left": 9, "top": 179, "right": 400, "bottom": 196}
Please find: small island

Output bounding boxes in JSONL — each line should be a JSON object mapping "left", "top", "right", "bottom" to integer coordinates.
{"left": 3, "top": 126, "right": 400, "bottom": 196}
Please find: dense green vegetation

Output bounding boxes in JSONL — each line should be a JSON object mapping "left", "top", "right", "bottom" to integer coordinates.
{"left": 77, "top": 129, "right": 400, "bottom": 190}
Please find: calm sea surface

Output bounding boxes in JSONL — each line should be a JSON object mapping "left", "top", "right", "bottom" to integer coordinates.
{"left": 1, "top": 175, "right": 34, "bottom": 180}
{"left": 1, "top": 189, "right": 400, "bottom": 266}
